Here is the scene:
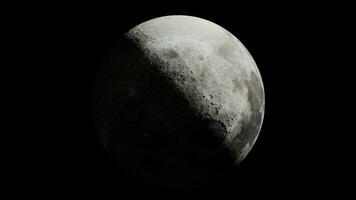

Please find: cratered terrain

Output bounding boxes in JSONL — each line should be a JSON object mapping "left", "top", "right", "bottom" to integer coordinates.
{"left": 92, "top": 15, "right": 265, "bottom": 188}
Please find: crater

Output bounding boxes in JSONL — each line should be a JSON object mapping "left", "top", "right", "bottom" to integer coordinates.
{"left": 165, "top": 49, "right": 179, "bottom": 58}
{"left": 204, "top": 120, "right": 227, "bottom": 142}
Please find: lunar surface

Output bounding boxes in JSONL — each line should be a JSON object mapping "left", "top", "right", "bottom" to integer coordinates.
{"left": 93, "top": 15, "right": 265, "bottom": 188}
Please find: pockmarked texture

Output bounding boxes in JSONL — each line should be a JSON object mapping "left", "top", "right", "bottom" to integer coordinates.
{"left": 93, "top": 15, "right": 265, "bottom": 188}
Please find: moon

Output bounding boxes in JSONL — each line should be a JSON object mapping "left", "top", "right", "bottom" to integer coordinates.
{"left": 93, "top": 15, "right": 265, "bottom": 188}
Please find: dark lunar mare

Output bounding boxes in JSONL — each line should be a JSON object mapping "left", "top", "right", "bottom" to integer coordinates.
{"left": 232, "top": 73, "right": 264, "bottom": 162}
{"left": 92, "top": 35, "right": 236, "bottom": 188}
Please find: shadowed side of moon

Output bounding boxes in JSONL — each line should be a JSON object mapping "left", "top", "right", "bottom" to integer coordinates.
{"left": 93, "top": 38, "right": 236, "bottom": 187}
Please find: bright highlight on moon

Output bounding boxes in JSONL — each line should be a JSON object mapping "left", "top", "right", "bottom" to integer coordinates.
{"left": 93, "top": 15, "right": 265, "bottom": 188}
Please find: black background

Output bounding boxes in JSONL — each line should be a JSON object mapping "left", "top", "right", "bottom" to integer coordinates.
{"left": 15, "top": 1, "right": 352, "bottom": 197}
